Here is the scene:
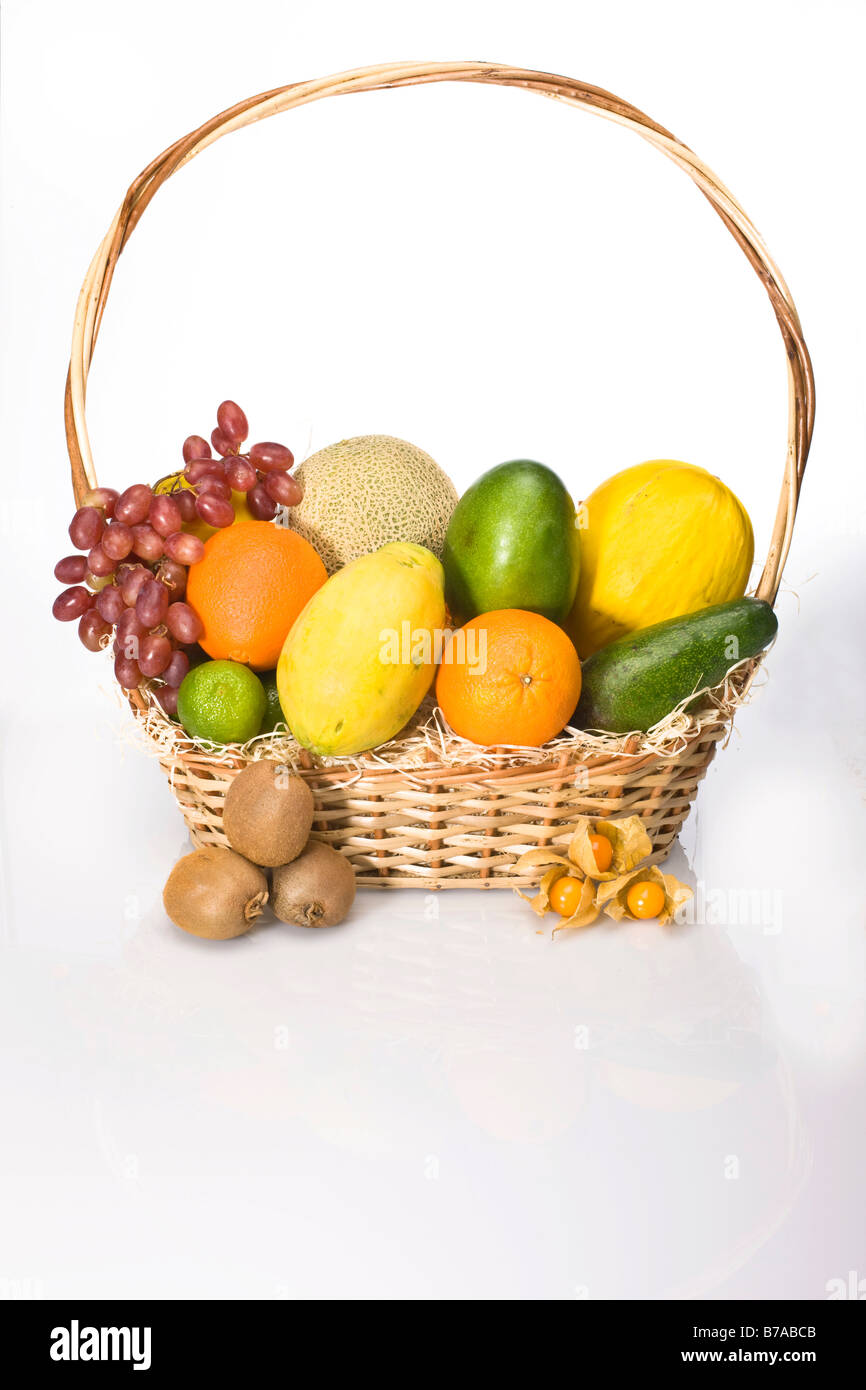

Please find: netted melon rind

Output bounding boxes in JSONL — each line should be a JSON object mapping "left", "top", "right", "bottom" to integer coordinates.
{"left": 288, "top": 435, "right": 459, "bottom": 574}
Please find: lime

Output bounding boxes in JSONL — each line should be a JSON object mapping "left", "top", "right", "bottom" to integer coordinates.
{"left": 258, "top": 670, "right": 288, "bottom": 735}
{"left": 177, "top": 660, "right": 266, "bottom": 745}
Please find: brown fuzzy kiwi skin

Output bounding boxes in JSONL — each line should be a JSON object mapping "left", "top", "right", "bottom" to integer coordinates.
{"left": 271, "top": 840, "right": 356, "bottom": 928}
{"left": 223, "top": 760, "right": 315, "bottom": 868}
{"left": 163, "top": 846, "right": 269, "bottom": 940}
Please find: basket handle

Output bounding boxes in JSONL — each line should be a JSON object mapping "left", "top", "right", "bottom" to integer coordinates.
{"left": 65, "top": 60, "right": 814, "bottom": 606}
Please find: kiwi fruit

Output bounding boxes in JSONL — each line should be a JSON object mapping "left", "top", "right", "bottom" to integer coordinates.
{"left": 223, "top": 760, "right": 315, "bottom": 868}
{"left": 271, "top": 840, "right": 356, "bottom": 928}
{"left": 163, "top": 846, "right": 269, "bottom": 940}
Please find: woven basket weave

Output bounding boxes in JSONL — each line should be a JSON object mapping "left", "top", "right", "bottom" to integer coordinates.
{"left": 65, "top": 61, "right": 814, "bottom": 889}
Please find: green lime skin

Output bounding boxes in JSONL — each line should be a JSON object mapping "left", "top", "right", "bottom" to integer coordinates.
{"left": 442, "top": 460, "right": 581, "bottom": 625}
{"left": 177, "top": 660, "right": 267, "bottom": 745}
{"left": 258, "top": 671, "right": 288, "bottom": 735}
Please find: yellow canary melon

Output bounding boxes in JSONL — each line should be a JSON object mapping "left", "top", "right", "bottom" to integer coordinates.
{"left": 288, "top": 435, "right": 458, "bottom": 574}
{"left": 567, "top": 460, "right": 754, "bottom": 656}
{"left": 277, "top": 542, "right": 446, "bottom": 756}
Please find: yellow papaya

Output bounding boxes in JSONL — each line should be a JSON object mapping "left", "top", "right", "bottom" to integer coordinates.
{"left": 277, "top": 542, "right": 446, "bottom": 755}
{"left": 567, "top": 460, "right": 754, "bottom": 656}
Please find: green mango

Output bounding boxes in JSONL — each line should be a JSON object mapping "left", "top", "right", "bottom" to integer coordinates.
{"left": 442, "top": 460, "right": 581, "bottom": 624}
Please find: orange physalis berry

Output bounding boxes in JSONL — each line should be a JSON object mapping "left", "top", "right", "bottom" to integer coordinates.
{"left": 589, "top": 833, "right": 613, "bottom": 873}
{"left": 626, "top": 880, "right": 666, "bottom": 920}
{"left": 549, "top": 876, "right": 585, "bottom": 918}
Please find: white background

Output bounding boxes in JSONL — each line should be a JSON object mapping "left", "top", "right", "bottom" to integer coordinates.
{"left": 1, "top": 0, "right": 865, "bottom": 1299}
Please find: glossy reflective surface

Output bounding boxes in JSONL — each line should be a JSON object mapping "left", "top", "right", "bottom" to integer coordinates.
{"left": 2, "top": 700, "right": 864, "bottom": 1300}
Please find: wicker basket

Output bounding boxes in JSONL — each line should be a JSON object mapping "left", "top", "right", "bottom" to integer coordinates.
{"left": 65, "top": 61, "right": 814, "bottom": 889}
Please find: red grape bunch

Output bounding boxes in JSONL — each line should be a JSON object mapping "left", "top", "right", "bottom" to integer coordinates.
{"left": 52, "top": 482, "right": 204, "bottom": 715}
{"left": 177, "top": 398, "right": 302, "bottom": 526}
{"left": 50, "top": 399, "right": 302, "bottom": 716}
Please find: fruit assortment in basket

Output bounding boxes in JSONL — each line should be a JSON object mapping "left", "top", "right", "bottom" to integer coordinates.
{"left": 51, "top": 59, "right": 816, "bottom": 917}
{"left": 53, "top": 394, "right": 781, "bottom": 934}
{"left": 53, "top": 402, "right": 776, "bottom": 758}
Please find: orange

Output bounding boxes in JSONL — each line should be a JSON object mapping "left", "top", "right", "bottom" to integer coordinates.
{"left": 435, "top": 609, "right": 581, "bottom": 747}
{"left": 186, "top": 521, "right": 327, "bottom": 670}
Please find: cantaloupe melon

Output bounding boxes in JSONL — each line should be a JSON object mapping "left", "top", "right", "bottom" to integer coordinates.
{"left": 288, "top": 435, "right": 458, "bottom": 574}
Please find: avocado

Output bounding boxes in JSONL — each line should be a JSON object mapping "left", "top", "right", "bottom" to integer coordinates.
{"left": 442, "top": 460, "right": 581, "bottom": 625}
{"left": 574, "top": 598, "right": 778, "bottom": 734}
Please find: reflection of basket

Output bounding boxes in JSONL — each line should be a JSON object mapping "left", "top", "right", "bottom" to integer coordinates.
{"left": 65, "top": 62, "right": 813, "bottom": 889}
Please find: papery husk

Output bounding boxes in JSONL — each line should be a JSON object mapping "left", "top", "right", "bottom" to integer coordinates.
{"left": 515, "top": 848, "right": 576, "bottom": 879}
{"left": 566, "top": 815, "right": 653, "bottom": 881}
{"left": 595, "top": 864, "right": 693, "bottom": 925}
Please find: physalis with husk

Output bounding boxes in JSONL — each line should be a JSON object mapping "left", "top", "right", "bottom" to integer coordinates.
{"left": 516, "top": 815, "right": 692, "bottom": 933}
